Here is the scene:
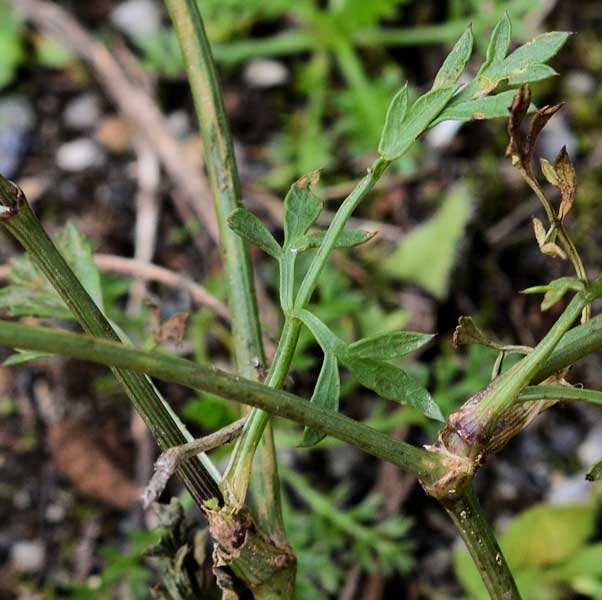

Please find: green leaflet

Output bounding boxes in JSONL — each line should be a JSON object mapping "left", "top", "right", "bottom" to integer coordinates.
{"left": 484, "top": 11, "right": 512, "bottom": 64}
{"left": 432, "top": 90, "right": 526, "bottom": 125}
{"left": 432, "top": 25, "right": 473, "bottom": 90}
{"left": 340, "top": 354, "right": 443, "bottom": 421}
{"left": 522, "top": 277, "right": 584, "bottom": 311}
{"left": 296, "top": 229, "right": 375, "bottom": 252}
{"left": 2, "top": 349, "right": 52, "bottom": 366}
{"left": 379, "top": 84, "right": 457, "bottom": 161}
{"left": 283, "top": 170, "right": 322, "bottom": 248}
{"left": 227, "top": 207, "right": 282, "bottom": 258}
{"left": 0, "top": 222, "right": 104, "bottom": 319}
{"left": 449, "top": 15, "right": 569, "bottom": 105}
{"left": 378, "top": 84, "right": 408, "bottom": 159}
{"left": 301, "top": 352, "right": 340, "bottom": 447}
{"left": 509, "top": 63, "right": 557, "bottom": 85}
{"left": 382, "top": 183, "right": 473, "bottom": 299}
{"left": 297, "top": 309, "right": 443, "bottom": 421}
{"left": 297, "top": 309, "right": 347, "bottom": 356}
{"left": 347, "top": 331, "right": 433, "bottom": 361}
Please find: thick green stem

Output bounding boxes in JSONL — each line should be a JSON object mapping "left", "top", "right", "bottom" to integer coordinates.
{"left": 164, "top": 0, "right": 285, "bottom": 539}
{"left": 444, "top": 486, "right": 521, "bottom": 600}
{"left": 0, "top": 178, "right": 222, "bottom": 506}
{"left": 0, "top": 318, "right": 444, "bottom": 483}
{"left": 476, "top": 282, "right": 602, "bottom": 423}
{"left": 535, "top": 313, "right": 602, "bottom": 381}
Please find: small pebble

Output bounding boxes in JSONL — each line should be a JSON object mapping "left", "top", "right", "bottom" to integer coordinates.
{"left": 111, "top": 0, "right": 161, "bottom": 39}
{"left": 0, "top": 95, "right": 34, "bottom": 177}
{"left": 578, "top": 425, "right": 602, "bottom": 466}
{"left": 564, "top": 72, "right": 596, "bottom": 96}
{"left": 56, "top": 138, "right": 104, "bottom": 172}
{"left": 63, "top": 94, "right": 101, "bottom": 130}
{"left": 426, "top": 119, "right": 462, "bottom": 149}
{"left": 244, "top": 59, "right": 289, "bottom": 88}
{"left": 11, "top": 540, "right": 46, "bottom": 573}
{"left": 546, "top": 471, "right": 591, "bottom": 504}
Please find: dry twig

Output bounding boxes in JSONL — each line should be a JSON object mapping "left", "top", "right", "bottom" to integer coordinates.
{"left": 143, "top": 417, "right": 247, "bottom": 508}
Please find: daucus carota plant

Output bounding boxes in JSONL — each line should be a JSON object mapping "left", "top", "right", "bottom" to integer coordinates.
{"left": 1, "top": 6, "right": 601, "bottom": 599}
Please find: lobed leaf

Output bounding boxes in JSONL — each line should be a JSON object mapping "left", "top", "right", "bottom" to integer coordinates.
{"left": 432, "top": 25, "right": 473, "bottom": 90}
{"left": 348, "top": 330, "right": 433, "bottom": 361}
{"left": 227, "top": 208, "right": 282, "bottom": 258}
{"left": 301, "top": 352, "right": 340, "bottom": 447}
{"left": 340, "top": 354, "right": 443, "bottom": 421}
{"left": 283, "top": 170, "right": 322, "bottom": 247}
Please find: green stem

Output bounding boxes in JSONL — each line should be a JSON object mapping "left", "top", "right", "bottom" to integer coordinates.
{"left": 295, "top": 157, "right": 389, "bottom": 308}
{"left": 535, "top": 313, "right": 602, "bottom": 381}
{"left": 444, "top": 486, "right": 521, "bottom": 600}
{"left": 476, "top": 282, "right": 602, "bottom": 422}
{"left": 0, "top": 318, "right": 445, "bottom": 484}
{"left": 0, "top": 178, "right": 222, "bottom": 506}
{"left": 164, "top": 0, "right": 285, "bottom": 538}
{"left": 225, "top": 157, "right": 390, "bottom": 501}
{"left": 520, "top": 385, "right": 602, "bottom": 405}
{"left": 224, "top": 317, "right": 302, "bottom": 505}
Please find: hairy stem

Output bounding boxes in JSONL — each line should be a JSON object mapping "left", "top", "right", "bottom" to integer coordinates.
{"left": 0, "top": 177, "right": 222, "bottom": 506}
{"left": 444, "top": 486, "right": 521, "bottom": 600}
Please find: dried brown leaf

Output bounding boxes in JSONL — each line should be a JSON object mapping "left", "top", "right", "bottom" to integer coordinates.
{"left": 555, "top": 146, "right": 577, "bottom": 220}
{"left": 525, "top": 103, "right": 564, "bottom": 163}
{"left": 506, "top": 85, "right": 532, "bottom": 163}
{"left": 48, "top": 419, "right": 139, "bottom": 509}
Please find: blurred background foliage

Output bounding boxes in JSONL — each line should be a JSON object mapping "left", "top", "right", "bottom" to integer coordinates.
{"left": 1, "top": 0, "right": 602, "bottom": 598}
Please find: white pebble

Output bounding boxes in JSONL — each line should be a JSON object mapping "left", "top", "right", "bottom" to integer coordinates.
{"left": 111, "top": 0, "right": 161, "bottom": 39}
{"left": 56, "top": 138, "right": 104, "bottom": 172}
{"left": 11, "top": 540, "right": 46, "bottom": 573}
{"left": 244, "top": 59, "right": 289, "bottom": 88}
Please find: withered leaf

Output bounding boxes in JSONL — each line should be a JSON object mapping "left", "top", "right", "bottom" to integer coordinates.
{"left": 453, "top": 316, "right": 503, "bottom": 351}
{"left": 506, "top": 85, "right": 532, "bottom": 163}
{"left": 525, "top": 103, "right": 564, "bottom": 164}
{"left": 555, "top": 146, "right": 577, "bottom": 220}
